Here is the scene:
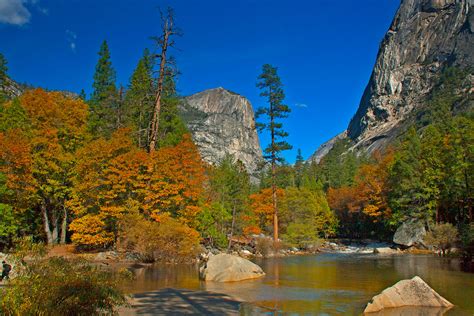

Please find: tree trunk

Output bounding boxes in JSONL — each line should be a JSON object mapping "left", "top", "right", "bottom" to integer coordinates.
{"left": 149, "top": 15, "right": 172, "bottom": 153}
{"left": 227, "top": 203, "right": 237, "bottom": 252}
{"left": 270, "top": 95, "right": 278, "bottom": 243}
{"left": 41, "top": 203, "right": 54, "bottom": 245}
{"left": 60, "top": 206, "right": 68, "bottom": 244}
{"left": 52, "top": 215, "right": 59, "bottom": 245}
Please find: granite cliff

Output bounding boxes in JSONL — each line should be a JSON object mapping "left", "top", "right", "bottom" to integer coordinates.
{"left": 179, "top": 87, "right": 263, "bottom": 175}
{"left": 310, "top": 0, "right": 474, "bottom": 161}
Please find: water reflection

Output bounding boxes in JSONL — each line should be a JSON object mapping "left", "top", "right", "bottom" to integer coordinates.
{"left": 122, "top": 254, "right": 474, "bottom": 315}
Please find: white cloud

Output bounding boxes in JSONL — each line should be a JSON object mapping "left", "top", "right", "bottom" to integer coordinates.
{"left": 295, "top": 103, "right": 308, "bottom": 108}
{"left": 66, "top": 29, "right": 77, "bottom": 52}
{"left": 0, "top": 0, "right": 31, "bottom": 25}
{"left": 0, "top": 0, "right": 48, "bottom": 25}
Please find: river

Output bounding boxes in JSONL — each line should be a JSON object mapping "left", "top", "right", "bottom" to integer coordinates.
{"left": 121, "top": 253, "right": 474, "bottom": 315}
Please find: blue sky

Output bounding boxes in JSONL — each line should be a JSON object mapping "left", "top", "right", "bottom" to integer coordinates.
{"left": 0, "top": 0, "right": 400, "bottom": 163}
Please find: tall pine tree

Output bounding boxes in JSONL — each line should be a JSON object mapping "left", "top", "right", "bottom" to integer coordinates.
{"left": 294, "top": 149, "right": 304, "bottom": 188}
{"left": 256, "top": 64, "right": 292, "bottom": 242}
{"left": 0, "top": 53, "right": 8, "bottom": 101}
{"left": 89, "top": 40, "right": 118, "bottom": 137}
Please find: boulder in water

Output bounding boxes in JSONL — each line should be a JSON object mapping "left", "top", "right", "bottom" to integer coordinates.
{"left": 200, "top": 253, "right": 265, "bottom": 282}
{"left": 373, "top": 247, "right": 399, "bottom": 254}
{"left": 393, "top": 219, "right": 426, "bottom": 247}
{"left": 364, "top": 276, "right": 453, "bottom": 313}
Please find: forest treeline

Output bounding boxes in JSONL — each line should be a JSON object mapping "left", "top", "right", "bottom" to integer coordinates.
{"left": 0, "top": 40, "right": 473, "bottom": 261}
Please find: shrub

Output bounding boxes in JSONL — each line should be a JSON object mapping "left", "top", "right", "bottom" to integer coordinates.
{"left": 0, "top": 256, "right": 127, "bottom": 315}
{"left": 424, "top": 222, "right": 459, "bottom": 256}
{"left": 254, "top": 236, "right": 273, "bottom": 257}
{"left": 119, "top": 213, "right": 200, "bottom": 263}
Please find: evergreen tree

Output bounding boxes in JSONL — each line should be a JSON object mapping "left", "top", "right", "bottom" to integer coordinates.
{"left": 0, "top": 53, "right": 8, "bottom": 101}
{"left": 124, "top": 49, "right": 155, "bottom": 148}
{"left": 198, "top": 156, "right": 250, "bottom": 249}
{"left": 294, "top": 149, "right": 304, "bottom": 188}
{"left": 89, "top": 40, "right": 118, "bottom": 137}
{"left": 156, "top": 66, "right": 188, "bottom": 147}
{"left": 256, "top": 64, "right": 292, "bottom": 241}
{"left": 79, "top": 89, "right": 87, "bottom": 101}
{"left": 389, "top": 128, "right": 441, "bottom": 226}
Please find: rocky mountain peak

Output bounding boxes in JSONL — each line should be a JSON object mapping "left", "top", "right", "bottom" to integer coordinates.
{"left": 346, "top": 0, "right": 473, "bottom": 152}
{"left": 179, "top": 87, "right": 263, "bottom": 175}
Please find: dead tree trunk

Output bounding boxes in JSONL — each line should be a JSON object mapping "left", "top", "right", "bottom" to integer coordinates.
{"left": 148, "top": 8, "right": 178, "bottom": 153}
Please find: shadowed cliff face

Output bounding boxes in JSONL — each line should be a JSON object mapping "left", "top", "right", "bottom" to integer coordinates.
{"left": 346, "top": 0, "right": 474, "bottom": 153}
{"left": 179, "top": 87, "right": 262, "bottom": 175}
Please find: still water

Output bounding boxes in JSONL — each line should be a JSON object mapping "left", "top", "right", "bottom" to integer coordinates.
{"left": 122, "top": 254, "right": 474, "bottom": 315}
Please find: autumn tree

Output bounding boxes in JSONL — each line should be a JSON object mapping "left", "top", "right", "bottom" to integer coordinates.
{"left": 69, "top": 131, "right": 206, "bottom": 248}
{"left": 148, "top": 8, "right": 181, "bottom": 152}
{"left": 89, "top": 40, "right": 118, "bottom": 137}
{"left": 249, "top": 188, "right": 286, "bottom": 235}
{"left": 256, "top": 64, "right": 292, "bottom": 242}
{"left": 355, "top": 150, "right": 394, "bottom": 222}
{"left": 20, "top": 90, "right": 88, "bottom": 244}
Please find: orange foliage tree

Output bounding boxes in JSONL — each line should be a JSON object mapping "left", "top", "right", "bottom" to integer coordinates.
{"left": 247, "top": 188, "right": 285, "bottom": 235}
{"left": 0, "top": 130, "right": 34, "bottom": 211}
{"left": 69, "top": 132, "right": 206, "bottom": 248}
{"left": 354, "top": 150, "right": 394, "bottom": 222}
{"left": 1, "top": 89, "right": 88, "bottom": 245}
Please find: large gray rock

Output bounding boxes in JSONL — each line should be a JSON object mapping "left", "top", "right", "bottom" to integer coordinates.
{"left": 180, "top": 88, "right": 263, "bottom": 177}
{"left": 200, "top": 253, "right": 265, "bottom": 282}
{"left": 364, "top": 276, "right": 454, "bottom": 313}
{"left": 393, "top": 219, "right": 426, "bottom": 247}
{"left": 347, "top": 0, "right": 474, "bottom": 153}
{"left": 309, "top": 0, "right": 473, "bottom": 162}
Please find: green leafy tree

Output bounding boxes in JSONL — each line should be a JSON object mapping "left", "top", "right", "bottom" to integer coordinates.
{"left": 0, "top": 99, "right": 30, "bottom": 132}
{"left": 280, "top": 187, "right": 338, "bottom": 242}
{"left": 199, "top": 155, "right": 251, "bottom": 249}
{"left": 0, "top": 173, "right": 18, "bottom": 249}
{"left": 89, "top": 40, "right": 118, "bottom": 137}
{"left": 256, "top": 64, "right": 292, "bottom": 241}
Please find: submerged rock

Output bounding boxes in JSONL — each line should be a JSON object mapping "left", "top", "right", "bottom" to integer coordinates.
{"left": 200, "top": 253, "right": 265, "bottom": 282}
{"left": 373, "top": 247, "right": 399, "bottom": 254}
{"left": 364, "top": 276, "right": 454, "bottom": 313}
{"left": 393, "top": 219, "right": 426, "bottom": 247}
